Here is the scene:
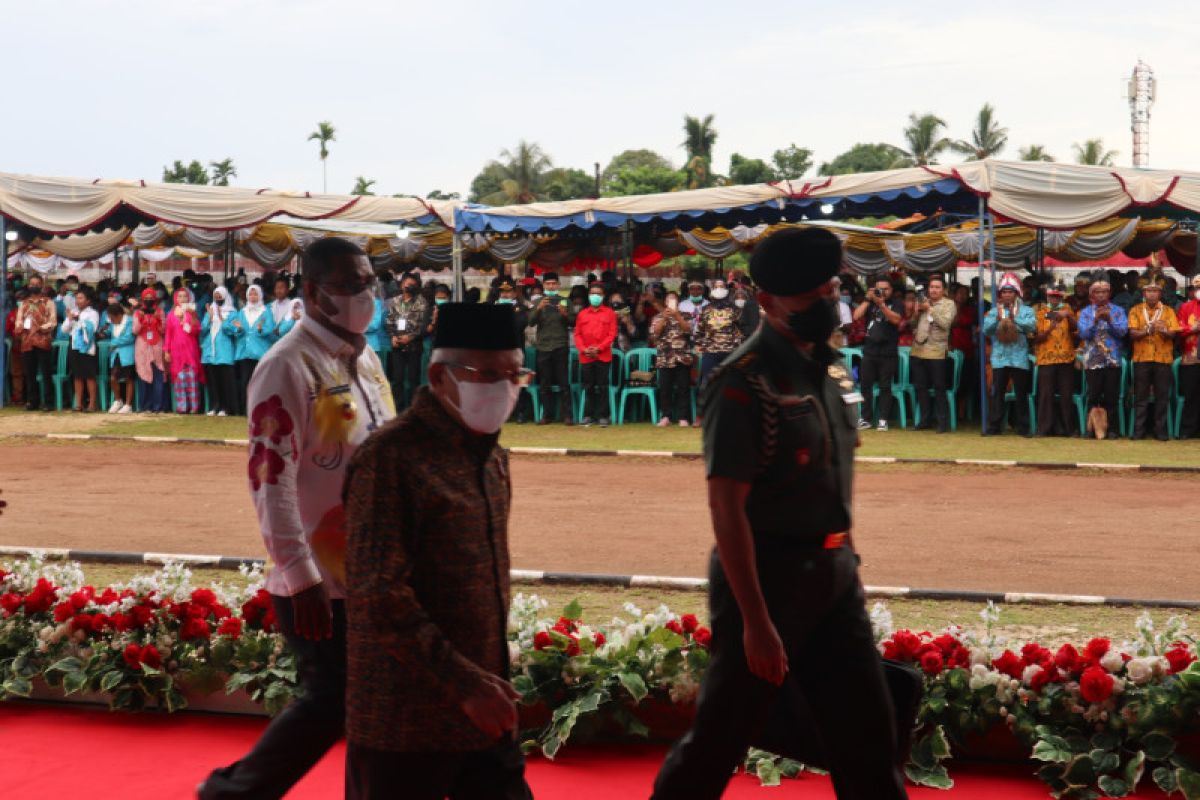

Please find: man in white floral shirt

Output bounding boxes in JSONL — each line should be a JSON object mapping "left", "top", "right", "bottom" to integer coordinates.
{"left": 200, "top": 238, "right": 393, "bottom": 799}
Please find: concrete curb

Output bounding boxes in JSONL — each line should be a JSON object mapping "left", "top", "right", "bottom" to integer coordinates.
{"left": 3, "top": 546, "right": 1198, "bottom": 610}
{"left": 10, "top": 431, "right": 1200, "bottom": 473}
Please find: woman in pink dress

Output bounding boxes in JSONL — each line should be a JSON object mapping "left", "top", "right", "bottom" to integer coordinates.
{"left": 164, "top": 287, "right": 205, "bottom": 414}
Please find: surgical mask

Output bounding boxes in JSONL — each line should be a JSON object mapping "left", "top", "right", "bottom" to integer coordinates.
{"left": 444, "top": 374, "right": 519, "bottom": 434}
{"left": 545, "top": 289, "right": 560, "bottom": 297}
{"left": 734, "top": 298, "right": 747, "bottom": 309}
{"left": 689, "top": 293, "right": 704, "bottom": 303}
{"left": 497, "top": 298, "right": 515, "bottom": 305}
{"left": 435, "top": 298, "right": 449, "bottom": 306}
{"left": 710, "top": 288, "right": 729, "bottom": 300}
{"left": 588, "top": 294, "right": 603, "bottom": 307}
{"left": 319, "top": 288, "right": 375, "bottom": 334}
{"left": 530, "top": 294, "right": 544, "bottom": 303}
{"left": 786, "top": 298, "right": 840, "bottom": 343}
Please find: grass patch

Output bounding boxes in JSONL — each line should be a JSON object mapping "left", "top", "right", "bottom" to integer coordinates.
{"left": 4, "top": 406, "right": 1199, "bottom": 467}
{"left": 61, "top": 562, "right": 1200, "bottom": 647}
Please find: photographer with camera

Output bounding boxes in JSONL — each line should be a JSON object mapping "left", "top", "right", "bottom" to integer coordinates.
{"left": 852, "top": 277, "right": 905, "bottom": 431}
{"left": 910, "top": 276, "right": 958, "bottom": 433}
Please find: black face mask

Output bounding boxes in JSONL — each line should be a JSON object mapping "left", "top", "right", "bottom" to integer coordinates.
{"left": 786, "top": 297, "right": 839, "bottom": 343}
{"left": 402, "top": 285, "right": 416, "bottom": 295}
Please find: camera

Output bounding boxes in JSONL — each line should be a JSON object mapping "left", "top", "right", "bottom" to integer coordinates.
{"left": 916, "top": 289, "right": 928, "bottom": 304}
{"left": 873, "top": 288, "right": 884, "bottom": 298}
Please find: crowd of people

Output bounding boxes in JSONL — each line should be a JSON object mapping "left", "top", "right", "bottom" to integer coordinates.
{"left": 4, "top": 263, "right": 1199, "bottom": 440}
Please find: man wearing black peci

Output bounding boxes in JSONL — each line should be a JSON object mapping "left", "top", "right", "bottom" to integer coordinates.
{"left": 651, "top": 227, "right": 907, "bottom": 800}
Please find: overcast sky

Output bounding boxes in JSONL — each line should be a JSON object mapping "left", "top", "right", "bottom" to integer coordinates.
{"left": 6, "top": 1, "right": 1198, "bottom": 198}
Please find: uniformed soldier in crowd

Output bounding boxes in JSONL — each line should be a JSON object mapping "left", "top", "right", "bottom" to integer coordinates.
{"left": 651, "top": 227, "right": 907, "bottom": 800}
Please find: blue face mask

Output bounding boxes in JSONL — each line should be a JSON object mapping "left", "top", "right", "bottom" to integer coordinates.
{"left": 588, "top": 294, "right": 603, "bottom": 308}
{"left": 497, "top": 298, "right": 515, "bottom": 305}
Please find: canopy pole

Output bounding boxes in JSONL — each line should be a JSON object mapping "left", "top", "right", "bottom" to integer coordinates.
{"left": 132, "top": 248, "right": 140, "bottom": 287}
{"left": 976, "top": 196, "right": 988, "bottom": 435}
{"left": 0, "top": 215, "right": 8, "bottom": 411}
{"left": 451, "top": 232, "right": 464, "bottom": 301}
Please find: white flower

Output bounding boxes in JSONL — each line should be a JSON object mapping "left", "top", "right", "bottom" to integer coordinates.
{"left": 970, "top": 647, "right": 992, "bottom": 667}
{"left": 1125, "top": 657, "right": 1160, "bottom": 685}
{"left": 869, "top": 602, "right": 893, "bottom": 643}
{"left": 1100, "top": 650, "right": 1124, "bottom": 673}
{"left": 1022, "top": 665, "right": 1042, "bottom": 685}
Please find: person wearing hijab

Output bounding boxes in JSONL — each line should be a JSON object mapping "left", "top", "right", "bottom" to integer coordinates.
{"left": 227, "top": 284, "right": 277, "bottom": 415}
{"left": 132, "top": 286, "right": 169, "bottom": 412}
{"left": 201, "top": 286, "right": 239, "bottom": 416}
{"left": 271, "top": 276, "right": 304, "bottom": 340}
{"left": 164, "top": 287, "right": 205, "bottom": 415}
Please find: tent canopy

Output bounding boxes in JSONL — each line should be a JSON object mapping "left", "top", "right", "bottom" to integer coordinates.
{"left": 454, "top": 160, "right": 1200, "bottom": 234}
{"left": 0, "top": 171, "right": 455, "bottom": 237}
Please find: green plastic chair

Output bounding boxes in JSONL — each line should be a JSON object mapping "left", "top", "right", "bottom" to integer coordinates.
{"left": 911, "top": 350, "right": 963, "bottom": 432}
{"left": 575, "top": 349, "right": 623, "bottom": 423}
{"left": 51, "top": 340, "right": 70, "bottom": 410}
{"left": 96, "top": 341, "right": 111, "bottom": 410}
{"left": 1171, "top": 358, "right": 1185, "bottom": 439}
{"left": 1118, "top": 358, "right": 1132, "bottom": 437}
{"left": 618, "top": 347, "right": 658, "bottom": 424}
{"left": 874, "top": 347, "right": 911, "bottom": 428}
{"left": 1072, "top": 364, "right": 1089, "bottom": 436}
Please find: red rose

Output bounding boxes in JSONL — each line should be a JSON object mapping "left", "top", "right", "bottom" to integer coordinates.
{"left": 680, "top": 614, "right": 700, "bottom": 634}
{"left": 993, "top": 650, "right": 1024, "bottom": 680}
{"left": 0, "top": 593, "right": 22, "bottom": 616}
{"left": 24, "top": 579, "right": 58, "bottom": 614}
{"left": 111, "top": 613, "right": 133, "bottom": 632}
{"left": 1085, "top": 638, "right": 1111, "bottom": 660}
{"left": 70, "top": 615, "right": 94, "bottom": 634}
{"left": 180, "top": 617, "right": 210, "bottom": 641}
{"left": 919, "top": 649, "right": 945, "bottom": 675}
{"left": 217, "top": 617, "right": 242, "bottom": 638}
{"left": 190, "top": 588, "right": 218, "bottom": 608}
{"left": 123, "top": 643, "right": 143, "bottom": 669}
{"left": 565, "top": 636, "right": 581, "bottom": 657}
{"left": 97, "top": 588, "right": 119, "bottom": 605}
{"left": 1021, "top": 642, "right": 1052, "bottom": 667}
{"left": 1079, "top": 665, "right": 1115, "bottom": 704}
{"left": 533, "top": 631, "right": 552, "bottom": 651}
{"left": 1054, "top": 644, "right": 1081, "bottom": 674}
{"left": 69, "top": 591, "right": 89, "bottom": 610}
{"left": 593, "top": 632, "right": 606, "bottom": 647}
{"left": 1029, "top": 666, "right": 1054, "bottom": 693}
{"left": 129, "top": 605, "right": 154, "bottom": 628}
{"left": 92, "top": 614, "right": 111, "bottom": 631}
{"left": 140, "top": 645, "right": 162, "bottom": 669}
{"left": 53, "top": 602, "right": 74, "bottom": 623}
{"left": 665, "top": 619, "right": 684, "bottom": 636}
{"left": 883, "top": 630, "right": 923, "bottom": 662}
{"left": 1165, "top": 644, "right": 1196, "bottom": 675}
{"left": 933, "top": 633, "right": 960, "bottom": 656}
{"left": 693, "top": 627, "right": 712, "bottom": 648}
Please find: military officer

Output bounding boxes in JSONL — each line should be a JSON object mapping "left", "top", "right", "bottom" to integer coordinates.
{"left": 651, "top": 227, "right": 907, "bottom": 800}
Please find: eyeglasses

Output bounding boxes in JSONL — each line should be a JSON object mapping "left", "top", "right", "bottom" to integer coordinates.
{"left": 442, "top": 362, "right": 534, "bottom": 386}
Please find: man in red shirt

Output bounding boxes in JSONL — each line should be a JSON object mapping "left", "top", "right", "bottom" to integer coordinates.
{"left": 573, "top": 282, "right": 617, "bottom": 426}
{"left": 1177, "top": 274, "right": 1200, "bottom": 438}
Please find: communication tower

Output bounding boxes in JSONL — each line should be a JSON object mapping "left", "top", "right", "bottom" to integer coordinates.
{"left": 1128, "top": 60, "right": 1156, "bottom": 167}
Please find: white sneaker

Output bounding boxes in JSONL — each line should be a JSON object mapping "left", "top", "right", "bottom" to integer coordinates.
{"left": 217, "top": 410, "right": 227, "bottom": 417}
{"left": 118, "top": 404, "right": 133, "bottom": 414}
{"left": 877, "top": 421, "right": 889, "bottom": 432}
{"left": 206, "top": 409, "right": 216, "bottom": 417}
{"left": 857, "top": 419, "right": 871, "bottom": 431}
{"left": 108, "top": 400, "right": 123, "bottom": 414}
{"left": 656, "top": 417, "right": 671, "bottom": 427}
{"left": 679, "top": 420, "right": 690, "bottom": 427}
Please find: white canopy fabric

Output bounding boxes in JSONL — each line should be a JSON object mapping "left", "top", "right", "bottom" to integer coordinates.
{"left": 0, "top": 172, "right": 455, "bottom": 235}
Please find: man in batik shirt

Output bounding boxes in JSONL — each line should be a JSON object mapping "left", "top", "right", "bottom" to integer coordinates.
{"left": 1077, "top": 276, "right": 1129, "bottom": 439}
{"left": 1128, "top": 280, "right": 1179, "bottom": 440}
{"left": 1032, "top": 281, "right": 1078, "bottom": 436}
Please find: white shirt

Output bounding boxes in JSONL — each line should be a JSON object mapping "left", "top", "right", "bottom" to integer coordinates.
{"left": 247, "top": 315, "right": 395, "bottom": 599}
{"left": 271, "top": 297, "right": 304, "bottom": 326}
{"left": 679, "top": 298, "right": 709, "bottom": 333}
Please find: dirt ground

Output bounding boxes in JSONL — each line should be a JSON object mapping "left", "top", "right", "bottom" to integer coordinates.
{"left": 1, "top": 442, "right": 1197, "bottom": 600}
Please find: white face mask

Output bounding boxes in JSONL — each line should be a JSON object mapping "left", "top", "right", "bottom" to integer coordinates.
{"left": 445, "top": 374, "right": 519, "bottom": 434}
{"left": 734, "top": 298, "right": 746, "bottom": 309}
{"left": 530, "top": 294, "right": 543, "bottom": 304}
{"left": 1194, "top": 288, "right": 1200, "bottom": 301}
{"left": 710, "top": 288, "right": 729, "bottom": 300}
{"left": 320, "top": 288, "right": 374, "bottom": 334}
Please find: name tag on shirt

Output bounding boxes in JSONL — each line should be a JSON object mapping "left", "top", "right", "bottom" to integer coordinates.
{"left": 23, "top": 317, "right": 32, "bottom": 330}
{"left": 183, "top": 324, "right": 192, "bottom": 334}
{"left": 396, "top": 319, "right": 407, "bottom": 332}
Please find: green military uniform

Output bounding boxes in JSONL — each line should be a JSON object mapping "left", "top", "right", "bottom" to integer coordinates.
{"left": 652, "top": 320, "right": 907, "bottom": 800}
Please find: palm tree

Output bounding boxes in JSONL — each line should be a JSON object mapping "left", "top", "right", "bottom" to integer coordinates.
{"left": 492, "top": 140, "right": 553, "bottom": 204}
{"left": 900, "top": 113, "right": 951, "bottom": 166}
{"left": 308, "top": 121, "right": 337, "bottom": 192}
{"left": 1073, "top": 139, "right": 1119, "bottom": 166}
{"left": 681, "top": 114, "right": 718, "bottom": 164}
{"left": 208, "top": 158, "right": 237, "bottom": 186}
{"left": 951, "top": 104, "right": 1008, "bottom": 159}
{"left": 1018, "top": 144, "right": 1055, "bottom": 162}
{"left": 351, "top": 176, "right": 376, "bottom": 196}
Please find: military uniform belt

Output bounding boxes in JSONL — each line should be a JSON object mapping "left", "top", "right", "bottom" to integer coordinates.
{"left": 753, "top": 531, "right": 850, "bottom": 550}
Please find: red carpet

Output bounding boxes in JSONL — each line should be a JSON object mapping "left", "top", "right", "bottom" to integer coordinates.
{"left": 0, "top": 702, "right": 1170, "bottom": 798}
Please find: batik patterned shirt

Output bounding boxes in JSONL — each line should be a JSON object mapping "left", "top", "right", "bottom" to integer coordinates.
{"left": 1033, "top": 304, "right": 1078, "bottom": 366}
{"left": 650, "top": 310, "right": 693, "bottom": 369}
{"left": 1077, "top": 304, "right": 1129, "bottom": 370}
{"left": 1128, "top": 302, "right": 1180, "bottom": 364}
{"left": 694, "top": 303, "right": 743, "bottom": 355}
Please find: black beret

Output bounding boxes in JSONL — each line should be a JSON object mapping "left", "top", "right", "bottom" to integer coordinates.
{"left": 542, "top": 271, "right": 559, "bottom": 282}
{"left": 749, "top": 227, "right": 843, "bottom": 297}
{"left": 433, "top": 303, "right": 522, "bottom": 351}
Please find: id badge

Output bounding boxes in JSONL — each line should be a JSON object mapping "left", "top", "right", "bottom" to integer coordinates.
{"left": 396, "top": 318, "right": 407, "bottom": 332}
{"left": 147, "top": 331, "right": 155, "bottom": 343}
{"left": 23, "top": 317, "right": 32, "bottom": 330}
{"left": 183, "top": 323, "right": 192, "bottom": 334}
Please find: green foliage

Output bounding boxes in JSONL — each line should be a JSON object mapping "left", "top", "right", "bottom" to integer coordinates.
{"left": 901, "top": 112, "right": 952, "bottom": 166}
{"left": 771, "top": 144, "right": 813, "bottom": 180}
{"left": 681, "top": 113, "right": 718, "bottom": 163}
{"left": 307, "top": 121, "right": 336, "bottom": 160}
{"left": 471, "top": 140, "right": 555, "bottom": 205}
{"left": 905, "top": 726, "right": 954, "bottom": 789}
{"left": 1074, "top": 138, "right": 1119, "bottom": 166}
{"left": 351, "top": 176, "right": 377, "bottom": 196}
{"left": 162, "top": 160, "right": 210, "bottom": 185}
{"left": 541, "top": 167, "right": 595, "bottom": 202}
{"left": 601, "top": 149, "right": 675, "bottom": 192}
{"left": 727, "top": 153, "right": 774, "bottom": 186}
{"left": 426, "top": 189, "right": 461, "bottom": 200}
{"left": 1019, "top": 144, "right": 1055, "bottom": 162}
{"left": 603, "top": 165, "right": 684, "bottom": 197}
{"left": 208, "top": 158, "right": 237, "bottom": 186}
{"left": 819, "top": 143, "right": 912, "bottom": 176}
{"left": 951, "top": 103, "right": 1008, "bottom": 160}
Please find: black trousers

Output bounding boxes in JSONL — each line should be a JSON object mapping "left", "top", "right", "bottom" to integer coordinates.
{"left": 536, "top": 346, "right": 570, "bottom": 422}
{"left": 234, "top": 358, "right": 259, "bottom": 416}
{"left": 910, "top": 355, "right": 949, "bottom": 430}
{"left": 987, "top": 366, "right": 1031, "bottom": 434}
{"left": 21, "top": 347, "right": 54, "bottom": 410}
{"left": 1036, "top": 363, "right": 1077, "bottom": 436}
{"left": 652, "top": 543, "right": 906, "bottom": 800}
{"left": 390, "top": 347, "right": 424, "bottom": 411}
{"left": 346, "top": 740, "right": 532, "bottom": 800}
{"left": 658, "top": 364, "right": 692, "bottom": 423}
{"left": 858, "top": 353, "right": 896, "bottom": 424}
{"left": 580, "top": 360, "right": 610, "bottom": 420}
{"left": 1133, "top": 361, "right": 1172, "bottom": 439}
{"left": 1086, "top": 366, "right": 1122, "bottom": 432}
{"left": 204, "top": 363, "right": 237, "bottom": 415}
{"left": 1180, "top": 363, "right": 1200, "bottom": 438}
{"left": 201, "top": 597, "right": 346, "bottom": 800}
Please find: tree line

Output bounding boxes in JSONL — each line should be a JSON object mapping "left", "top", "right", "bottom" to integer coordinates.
{"left": 158, "top": 108, "right": 1122, "bottom": 202}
